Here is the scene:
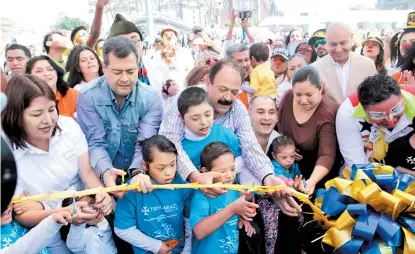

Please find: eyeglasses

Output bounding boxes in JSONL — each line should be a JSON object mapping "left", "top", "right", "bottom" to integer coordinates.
{"left": 313, "top": 39, "right": 326, "bottom": 48}
{"left": 297, "top": 48, "right": 312, "bottom": 53}
{"left": 367, "top": 100, "right": 405, "bottom": 120}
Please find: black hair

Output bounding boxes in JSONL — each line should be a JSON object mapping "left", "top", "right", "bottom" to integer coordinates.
{"left": 200, "top": 142, "right": 234, "bottom": 170}
{"left": 360, "top": 39, "right": 387, "bottom": 75}
{"left": 103, "top": 36, "right": 138, "bottom": 66}
{"left": 6, "top": 44, "right": 31, "bottom": 59}
{"left": 141, "top": 135, "right": 177, "bottom": 164}
{"left": 43, "top": 31, "right": 64, "bottom": 53}
{"left": 66, "top": 46, "right": 103, "bottom": 88}
{"left": 291, "top": 65, "right": 322, "bottom": 89}
{"left": 285, "top": 28, "right": 304, "bottom": 45}
{"left": 209, "top": 60, "right": 244, "bottom": 85}
{"left": 391, "top": 28, "right": 415, "bottom": 67}
{"left": 249, "top": 43, "right": 270, "bottom": 62}
{"left": 25, "top": 55, "right": 69, "bottom": 97}
{"left": 70, "top": 26, "right": 87, "bottom": 44}
{"left": 294, "top": 43, "right": 317, "bottom": 64}
{"left": 398, "top": 42, "right": 415, "bottom": 72}
{"left": 177, "top": 86, "right": 210, "bottom": 118}
{"left": 269, "top": 136, "right": 295, "bottom": 155}
{"left": 357, "top": 74, "right": 401, "bottom": 109}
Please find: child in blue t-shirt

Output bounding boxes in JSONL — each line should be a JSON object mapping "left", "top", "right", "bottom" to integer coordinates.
{"left": 190, "top": 142, "right": 258, "bottom": 254}
{"left": 268, "top": 136, "right": 308, "bottom": 193}
{"left": 177, "top": 86, "right": 244, "bottom": 171}
{"left": 115, "top": 135, "right": 192, "bottom": 254}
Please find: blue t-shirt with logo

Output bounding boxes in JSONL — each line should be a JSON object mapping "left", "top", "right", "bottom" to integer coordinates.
{"left": 190, "top": 189, "right": 240, "bottom": 254}
{"left": 1, "top": 221, "right": 49, "bottom": 254}
{"left": 272, "top": 160, "right": 301, "bottom": 179}
{"left": 115, "top": 173, "right": 192, "bottom": 254}
{"left": 182, "top": 124, "right": 242, "bottom": 169}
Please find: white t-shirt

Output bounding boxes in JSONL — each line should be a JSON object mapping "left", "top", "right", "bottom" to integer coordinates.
{"left": 13, "top": 116, "right": 88, "bottom": 209}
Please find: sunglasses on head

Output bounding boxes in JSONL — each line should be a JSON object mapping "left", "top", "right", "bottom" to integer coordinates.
{"left": 313, "top": 39, "right": 326, "bottom": 48}
{"left": 203, "top": 58, "right": 221, "bottom": 67}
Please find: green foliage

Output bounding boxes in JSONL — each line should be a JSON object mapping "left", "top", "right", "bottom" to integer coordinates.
{"left": 54, "top": 16, "right": 90, "bottom": 31}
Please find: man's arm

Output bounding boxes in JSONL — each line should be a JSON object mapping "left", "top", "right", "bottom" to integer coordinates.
{"left": 159, "top": 95, "right": 198, "bottom": 181}
{"left": 86, "top": 0, "right": 108, "bottom": 48}
{"left": 233, "top": 100, "right": 274, "bottom": 182}
{"left": 129, "top": 92, "right": 163, "bottom": 171}
{"left": 336, "top": 100, "right": 368, "bottom": 168}
{"left": 77, "top": 93, "right": 113, "bottom": 175}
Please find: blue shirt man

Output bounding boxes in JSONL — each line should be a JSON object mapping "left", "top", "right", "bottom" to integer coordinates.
{"left": 77, "top": 37, "right": 163, "bottom": 181}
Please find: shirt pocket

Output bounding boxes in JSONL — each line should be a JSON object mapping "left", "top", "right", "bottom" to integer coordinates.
{"left": 124, "top": 123, "right": 139, "bottom": 144}
{"left": 102, "top": 120, "right": 112, "bottom": 141}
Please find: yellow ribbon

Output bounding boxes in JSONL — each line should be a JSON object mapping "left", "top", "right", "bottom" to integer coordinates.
{"left": 11, "top": 183, "right": 309, "bottom": 204}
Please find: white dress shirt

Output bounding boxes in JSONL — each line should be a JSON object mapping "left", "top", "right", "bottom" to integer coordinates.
{"left": 330, "top": 55, "right": 351, "bottom": 98}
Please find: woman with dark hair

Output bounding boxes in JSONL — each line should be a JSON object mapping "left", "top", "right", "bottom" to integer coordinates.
{"left": 278, "top": 65, "right": 341, "bottom": 192}
{"left": 360, "top": 37, "right": 387, "bottom": 74}
{"left": 2, "top": 74, "right": 112, "bottom": 253}
{"left": 285, "top": 28, "right": 304, "bottom": 46}
{"left": 66, "top": 46, "right": 103, "bottom": 90}
{"left": 26, "top": 55, "right": 78, "bottom": 118}
{"left": 185, "top": 65, "right": 210, "bottom": 87}
{"left": 390, "top": 21, "right": 415, "bottom": 73}
{"left": 294, "top": 42, "right": 317, "bottom": 64}
{"left": 392, "top": 42, "right": 415, "bottom": 85}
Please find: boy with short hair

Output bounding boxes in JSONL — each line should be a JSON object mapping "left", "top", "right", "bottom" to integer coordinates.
{"left": 249, "top": 43, "right": 278, "bottom": 99}
{"left": 190, "top": 142, "right": 257, "bottom": 254}
{"left": 178, "top": 86, "right": 244, "bottom": 170}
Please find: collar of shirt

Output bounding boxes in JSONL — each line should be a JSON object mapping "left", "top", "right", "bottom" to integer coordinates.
{"left": 184, "top": 126, "right": 211, "bottom": 141}
{"left": 329, "top": 53, "right": 351, "bottom": 68}
{"left": 107, "top": 81, "right": 138, "bottom": 107}
{"left": 13, "top": 121, "right": 69, "bottom": 160}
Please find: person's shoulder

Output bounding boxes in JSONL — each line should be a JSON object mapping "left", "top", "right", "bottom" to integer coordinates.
{"left": 312, "top": 55, "right": 330, "bottom": 68}
{"left": 213, "top": 124, "right": 235, "bottom": 136}
{"left": 79, "top": 76, "right": 105, "bottom": 95}
{"left": 57, "top": 115, "right": 79, "bottom": 129}
{"left": 319, "top": 95, "right": 340, "bottom": 116}
{"left": 336, "top": 97, "right": 355, "bottom": 119}
{"left": 351, "top": 53, "right": 375, "bottom": 66}
{"left": 137, "top": 81, "right": 159, "bottom": 96}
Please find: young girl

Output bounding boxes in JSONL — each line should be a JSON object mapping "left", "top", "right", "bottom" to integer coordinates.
{"left": 190, "top": 142, "right": 258, "bottom": 254}
{"left": 259, "top": 136, "right": 307, "bottom": 254}
{"left": 268, "top": 136, "right": 307, "bottom": 193}
{"left": 62, "top": 196, "right": 117, "bottom": 254}
{"left": 114, "top": 135, "right": 192, "bottom": 254}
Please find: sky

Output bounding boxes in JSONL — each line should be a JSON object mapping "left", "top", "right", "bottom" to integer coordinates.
{"left": 2, "top": 0, "right": 91, "bottom": 32}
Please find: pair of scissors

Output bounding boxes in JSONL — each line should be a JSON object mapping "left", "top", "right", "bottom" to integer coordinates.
{"left": 166, "top": 236, "right": 189, "bottom": 248}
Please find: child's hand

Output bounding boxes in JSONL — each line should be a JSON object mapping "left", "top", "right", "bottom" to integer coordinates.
{"left": 13, "top": 191, "right": 44, "bottom": 215}
{"left": 292, "top": 175, "right": 308, "bottom": 194}
{"left": 231, "top": 195, "right": 258, "bottom": 221}
{"left": 238, "top": 217, "right": 256, "bottom": 237}
{"left": 52, "top": 210, "right": 73, "bottom": 225}
{"left": 159, "top": 241, "right": 173, "bottom": 254}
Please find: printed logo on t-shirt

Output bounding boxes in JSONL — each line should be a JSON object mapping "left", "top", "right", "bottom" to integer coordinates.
{"left": 141, "top": 204, "right": 179, "bottom": 222}
{"left": 219, "top": 229, "right": 238, "bottom": 254}
{"left": 153, "top": 223, "right": 177, "bottom": 241}
{"left": 407, "top": 156, "right": 415, "bottom": 170}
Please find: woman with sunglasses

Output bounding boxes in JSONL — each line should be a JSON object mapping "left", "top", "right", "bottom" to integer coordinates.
{"left": 360, "top": 37, "right": 387, "bottom": 75}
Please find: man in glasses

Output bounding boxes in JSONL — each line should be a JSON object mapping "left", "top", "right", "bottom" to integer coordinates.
{"left": 336, "top": 74, "right": 415, "bottom": 168}
{"left": 312, "top": 23, "right": 377, "bottom": 104}
{"left": 308, "top": 29, "right": 328, "bottom": 58}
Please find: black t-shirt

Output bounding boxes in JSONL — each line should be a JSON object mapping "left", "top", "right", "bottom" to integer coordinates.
{"left": 384, "top": 132, "right": 415, "bottom": 171}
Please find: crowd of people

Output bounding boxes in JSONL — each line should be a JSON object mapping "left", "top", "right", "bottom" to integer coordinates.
{"left": 0, "top": 1, "right": 415, "bottom": 253}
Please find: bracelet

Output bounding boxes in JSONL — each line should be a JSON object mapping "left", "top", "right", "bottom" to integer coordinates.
{"left": 129, "top": 169, "right": 145, "bottom": 180}
{"left": 100, "top": 168, "right": 111, "bottom": 182}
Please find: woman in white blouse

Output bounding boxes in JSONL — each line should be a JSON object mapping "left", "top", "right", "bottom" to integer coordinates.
{"left": 66, "top": 46, "right": 103, "bottom": 91}
{"left": 2, "top": 75, "right": 112, "bottom": 253}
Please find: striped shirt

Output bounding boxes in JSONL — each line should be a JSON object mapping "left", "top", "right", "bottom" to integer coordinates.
{"left": 159, "top": 89, "right": 274, "bottom": 182}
